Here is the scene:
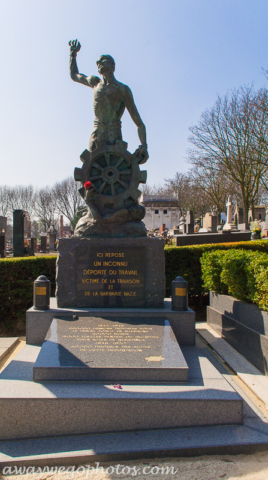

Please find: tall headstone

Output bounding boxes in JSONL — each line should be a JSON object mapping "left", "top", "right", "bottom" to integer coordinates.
{"left": 13, "top": 210, "right": 25, "bottom": 257}
{"left": 237, "top": 207, "right": 249, "bottom": 230}
{"left": 40, "top": 234, "right": 47, "bottom": 253}
{"left": 211, "top": 212, "right": 218, "bottom": 233}
{"left": 185, "top": 210, "right": 194, "bottom": 234}
{"left": 24, "top": 212, "right": 31, "bottom": 240}
{"left": 60, "top": 215, "right": 64, "bottom": 238}
{"left": 0, "top": 216, "right": 7, "bottom": 258}
{"left": 31, "top": 238, "right": 37, "bottom": 253}
{"left": 49, "top": 232, "right": 57, "bottom": 251}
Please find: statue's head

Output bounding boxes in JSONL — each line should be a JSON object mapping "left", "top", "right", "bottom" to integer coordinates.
{"left": 96, "top": 55, "right": 115, "bottom": 74}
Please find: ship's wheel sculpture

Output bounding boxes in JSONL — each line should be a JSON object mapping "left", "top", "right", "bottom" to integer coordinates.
{"left": 74, "top": 140, "right": 147, "bottom": 236}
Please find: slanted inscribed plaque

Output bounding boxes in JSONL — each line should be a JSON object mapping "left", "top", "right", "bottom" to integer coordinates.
{"left": 33, "top": 316, "right": 189, "bottom": 382}
{"left": 77, "top": 246, "right": 145, "bottom": 307}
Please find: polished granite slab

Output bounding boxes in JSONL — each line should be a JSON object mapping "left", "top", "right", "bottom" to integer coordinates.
{"left": 0, "top": 342, "right": 243, "bottom": 440}
{"left": 33, "top": 316, "right": 189, "bottom": 382}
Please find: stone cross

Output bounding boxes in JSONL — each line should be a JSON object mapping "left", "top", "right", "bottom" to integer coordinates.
{"left": 226, "top": 197, "right": 232, "bottom": 224}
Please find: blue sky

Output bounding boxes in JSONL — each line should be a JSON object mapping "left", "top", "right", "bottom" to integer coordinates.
{"left": 1, "top": 0, "right": 268, "bottom": 188}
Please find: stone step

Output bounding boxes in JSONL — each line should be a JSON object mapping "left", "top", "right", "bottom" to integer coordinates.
{"left": 0, "top": 337, "right": 19, "bottom": 362}
{"left": 0, "top": 344, "right": 242, "bottom": 441}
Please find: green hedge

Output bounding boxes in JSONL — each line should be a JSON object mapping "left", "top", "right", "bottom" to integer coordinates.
{"left": 0, "top": 256, "right": 57, "bottom": 327}
{"left": 0, "top": 239, "right": 268, "bottom": 328}
{"left": 164, "top": 240, "right": 268, "bottom": 301}
{"left": 200, "top": 249, "right": 268, "bottom": 311}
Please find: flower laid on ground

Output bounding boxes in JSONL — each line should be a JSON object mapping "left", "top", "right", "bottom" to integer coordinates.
{"left": 84, "top": 181, "right": 92, "bottom": 189}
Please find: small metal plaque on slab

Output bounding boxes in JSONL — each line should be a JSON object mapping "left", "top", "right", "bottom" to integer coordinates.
{"left": 33, "top": 316, "right": 189, "bottom": 382}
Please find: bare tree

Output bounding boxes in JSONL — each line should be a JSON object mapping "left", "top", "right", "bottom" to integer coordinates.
{"left": 0, "top": 186, "right": 10, "bottom": 217}
{"left": 188, "top": 86, "right": 268, "bottom": 220}
{"left": 7, "top": 185, "right": 36, "bottom": 217}
{"left": 34, "top": 187, "right": 57, "bottom": 231}
{"left": 189, "top": 162, "right": 240, "bottom": 216}
{"left": 164, "top": 172, "right": 209, "bottom": 217}
{"left": 53, "top": 177, "right": 84, "bottom": 224}
{"left": 141, "top": 183, "right": 169, "bottom": 195}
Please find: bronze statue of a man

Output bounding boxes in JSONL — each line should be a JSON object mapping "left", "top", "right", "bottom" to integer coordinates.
{"left": 69, "top": 40, "right": 148, "bottom": 164}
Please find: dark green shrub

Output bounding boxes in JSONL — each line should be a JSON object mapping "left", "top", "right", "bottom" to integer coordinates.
{"left": 165, "top": 239, "right": 268, "bottom": 301}
{"left": 200, "top": 248, "right": 268, "bottom": 311}
{"left": 0, "top": 256, "right": 57, "bottom": 325}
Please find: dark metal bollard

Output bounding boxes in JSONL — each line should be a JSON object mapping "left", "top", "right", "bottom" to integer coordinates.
{"left": 33, "top": 275, "right": 50, "bottom": 310}
{"left": 171, "top": 276, "right": 188, "bottom": 311}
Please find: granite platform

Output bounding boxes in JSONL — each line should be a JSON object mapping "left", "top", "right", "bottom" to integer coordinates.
{"left": 0, "top": 342, "right": 242, "bottom": 441}
{"left": 26, "top": 298, "right": 195, "bottom": 347}
{"left": 2, "top": 335, "right": 268, "bottom": 467}
{"left": 33, "top": 316, "right": 189, "bottom": 382}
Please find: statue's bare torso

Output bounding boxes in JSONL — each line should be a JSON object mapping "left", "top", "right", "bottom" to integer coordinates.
{"left": 69, "top": 40, "right": 148, "bottom": 162}
{"left": 93, "top": 79, "right": 126, "bottom": 123}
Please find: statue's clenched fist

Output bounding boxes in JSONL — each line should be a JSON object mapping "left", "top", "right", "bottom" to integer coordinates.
{"left": 69, "top": 39, "right": 81, "bottom": 56}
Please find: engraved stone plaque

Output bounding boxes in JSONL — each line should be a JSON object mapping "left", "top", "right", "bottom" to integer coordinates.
{"left": 76, "top": 246, "right": 145, "bottom": 308}
{"left": 33, "top": 316, "right": 189, "bottom": 382}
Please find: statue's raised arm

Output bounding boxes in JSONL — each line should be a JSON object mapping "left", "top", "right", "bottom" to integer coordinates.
{"left": 69, "top": 40, "right": 100, "bottom": 88}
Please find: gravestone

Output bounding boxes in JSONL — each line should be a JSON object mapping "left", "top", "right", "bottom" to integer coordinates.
{"left": 203, "top": 212, "right": 217, "bottom": 233}
{"left": 31, "top": 238, "right": 37, "bottom": 253}
{"left": 0, "top": 216, "right": 7, "bottom": 258}
{"left": 40, "top": 234, "right": 47, "bottom": 253}
{"left": 185, "top": 210, "right": 194, "bottom": 234}
{"left": 13, "top": 210, "right": 32, "bottom": 257}
{"left": 56, "top": 237, "right": 165, "bottom": 309}
{"left": 179, "top": 215, "right": 186, "bottom": 234}
{"left": 49, "top": 232, "right": 57, "bottom": 251}
{"left": 24, "top": 212, "right": 31, "bottom": 240}
{"left": 13, "top": 210, "right": 25, "bottom": 257}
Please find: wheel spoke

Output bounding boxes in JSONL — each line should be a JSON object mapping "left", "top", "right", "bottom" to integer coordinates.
{"left": 89, "top": 175, "right": 102, "bottom": 180}
{"left": 111, "top": 184, "right": 116, "bottom": 196}
{"left": 98, "top": 181, "right": 107, "bottom": 193}
{"left": 92, "top": 162, "right": 103, "bottom": 171}
{"left": 105, "top": 154, "right": 111, "bottom": 166}
{"left": 119, "top": 169, "right": 131, "bottom": 175}
{"left": 118, "top": 179, "right": 128, "bottom": 189}
{"left": 115, "top": 157, "right": 124, "bottom": 167}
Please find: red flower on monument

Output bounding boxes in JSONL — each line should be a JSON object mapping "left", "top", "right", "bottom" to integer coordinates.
{"left": 84, "top": 181, "right": 92, "bottom": 189}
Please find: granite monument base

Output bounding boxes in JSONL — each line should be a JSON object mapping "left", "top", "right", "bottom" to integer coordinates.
{"left": 0, "top": 343, "right": 243, "bottom": 441}
{"left": 33, "top": 316, "right": 189, "bottom": 382}
{"left": 56, "top": 236, "right": 166, "bottom": 309}
{"left": 26, "top": 298, "right": 196, "bottom": 347}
